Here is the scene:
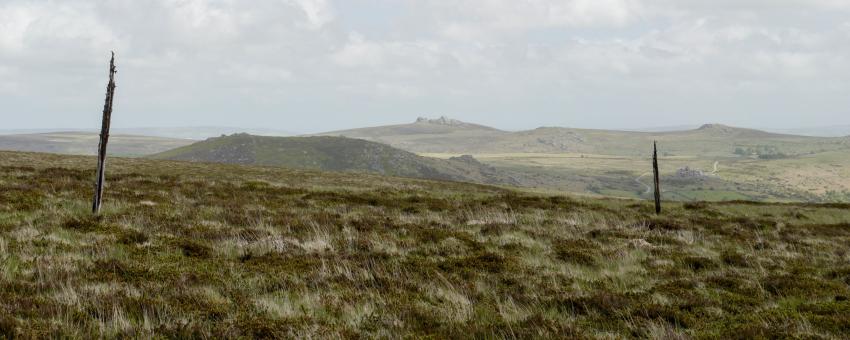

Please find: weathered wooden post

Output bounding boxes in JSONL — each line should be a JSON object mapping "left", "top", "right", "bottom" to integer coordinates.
{"left": 652, "top": 141, "right": 661, "bottom": 215}
{"left": 92, "top": 52, "right": 117, "bottom": 214}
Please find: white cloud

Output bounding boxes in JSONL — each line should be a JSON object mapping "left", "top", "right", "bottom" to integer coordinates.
{"left": 431, "top": 0, "right": 643, "bottom": 41}
{"left": 0, "top": 2, "right": 117, "bottom": 59}
{"left": 2, "top": 0, "right": 850, "bottom": 131}
{"left": 289, "top": 0, "right": 335, "bottom": 29}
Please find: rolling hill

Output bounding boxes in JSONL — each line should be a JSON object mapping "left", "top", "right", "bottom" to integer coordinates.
{"left": 315, "top": 118, "right": 850, "bottom": 202}
{"left": 0, "top": 132, "right": 194, "bottom": 157}
{"left": 316, "top": 116, "right": 510, "bottom": 152}
{"left": 150, "top": 133, "right": 523, "bottom": 186}
{"left": 316, "top": 117, "right": 850, "bottom": 157}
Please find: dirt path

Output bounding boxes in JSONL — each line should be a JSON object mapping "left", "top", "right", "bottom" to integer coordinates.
{"left": 635, "top": 172, "right": 652, "bottom": 195}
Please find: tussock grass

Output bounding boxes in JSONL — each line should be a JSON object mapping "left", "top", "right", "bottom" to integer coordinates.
{"left": 1, "top": 151, "right": 849, "bottom": 338}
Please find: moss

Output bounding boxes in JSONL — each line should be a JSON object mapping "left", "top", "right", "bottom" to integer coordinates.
{"left": 681, "top": 256, "right": 718, "bottom": 272}
{"left": 720, "top": 250, "right": 750, "bottom": 267}
{"left": 61, "top": 215, "right": 105, "bottom": 232}
{"left": 797, "top": 301, "right": 850, "bottom": 334}
{"left": 179, "top": 240, "right": 212, "bottom": 259}
{"left": 0, "top": 187, "right": 43, "bottom": 212}
{"left": 643, "top": 217, "right": 684, "bottom": 231}
{"left": 438, "top": 250, "right": 508, "bottom": 274}
{"left": 118, "top": 230, "right": 149, "bottom": 245}
{"left": 480, "top": 223, "right": 511, "bottom": 236}
{"left": 682, "top": 202, "right": 708, "bottom": 210}
{"left": 37, "top": 167, "right": 90, "bottom": 181}
{"left": 552, "top": 239, "right": 600, "bottom": 265}
{"left": 0, "top": 314, "right": 18, "bottom": 337}
{"left": 635, "top": 304, "right": 694, "bottom": 328}
{"left": 558, "top": 292, "right": 638, "bottom": 317}
{"left": 91, "top": 259, "right": 150, "bottom": 282}
{"left": 826, "top": 266, "right": 850, "bottom": 286}
{"left": 763, "top": 274, "right": 847, "bottom": 298}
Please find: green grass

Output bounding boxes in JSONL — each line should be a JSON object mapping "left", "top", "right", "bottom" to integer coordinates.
{"left": 1, "top": 150, "right": 850, "bottom": 338}
{"left": 666, "top": 190, "right": 752, "bottom": 202}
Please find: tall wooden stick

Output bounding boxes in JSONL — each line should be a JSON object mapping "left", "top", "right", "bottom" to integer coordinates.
{"left": 652, "top": 141, "right": 661, "bottom": 215}
{"left": 92, "top": 52, "right": 117, "bottom": 214}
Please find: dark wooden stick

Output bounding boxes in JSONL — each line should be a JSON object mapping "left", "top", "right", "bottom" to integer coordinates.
{"left": 652, "top": 141, "right": 661, "bottom": 215}
{"left": 93, "top": 52, "right": 117, "bottom": 214}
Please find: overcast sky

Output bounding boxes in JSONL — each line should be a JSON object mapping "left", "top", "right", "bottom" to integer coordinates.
{"left": 2, "top": 0, "right": 849, "bottom": 132}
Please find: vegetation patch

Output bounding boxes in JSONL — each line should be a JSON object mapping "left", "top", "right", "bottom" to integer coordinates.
{"left": 552, "top": 239, "right": 600, "bottom": 266}
{"left": 2, "top": 151, "right": 850, "bottom": 338}
{"left": 179, "top": 240, "right": 212, "bottom": 259}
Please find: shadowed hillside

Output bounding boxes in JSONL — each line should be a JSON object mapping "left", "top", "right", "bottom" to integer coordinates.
{"left": 150, "top": 133, "right": 523, "bottom": 186}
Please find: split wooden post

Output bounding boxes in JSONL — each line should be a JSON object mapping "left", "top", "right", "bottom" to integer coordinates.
{"left": 92, "top": 52, "right": 117, "bottom": 214}
{"left": 652, "top": 141, "right": 662, "bottom": 215}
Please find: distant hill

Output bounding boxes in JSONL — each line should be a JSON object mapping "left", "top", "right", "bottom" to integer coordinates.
{"left": 150, "top": 134, "right": 523, "bottom": 186}
{"left": 315, "top": 116, "right": 509, "bottom": 152}
{"left": 316, "top": 118, "right": 850, "bottom": 157}
{"left": 113, "top": 126, "right": 294, "bottom": 140}
{"left": 0, "top": 132, "right": 194, "bottom": 157}
{"left": 768, "top": 125, "right": 850, "bottom": 138}
{"left": 0, "top": 126, "right": 295, "bottom": 140}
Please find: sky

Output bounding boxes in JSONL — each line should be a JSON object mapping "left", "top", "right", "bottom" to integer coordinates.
{"left": 1, "top": 0, "right": 849, "bottom": 133}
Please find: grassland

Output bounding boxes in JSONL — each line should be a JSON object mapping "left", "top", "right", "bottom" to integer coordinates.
{"left": 2, "top": 151, "right": 850, "bottom": 338}
{"left": 323, "top": 118, "right": 850, "bottom": 203}
{"left": 0, "top": 132, "right": 194, "bottom": 157}
{"left": 422, "top": 151, "right": 850, "bottom": 203}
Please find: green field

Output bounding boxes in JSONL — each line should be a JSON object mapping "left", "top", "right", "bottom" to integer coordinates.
{"left": 422, "top": 150, "right": 850, "bottom": 203}
{"left": 2, "top": 151, "right": 849, "bottom": 338}
{"left": 0, "top": 132, "right": 194, "bottom": 157}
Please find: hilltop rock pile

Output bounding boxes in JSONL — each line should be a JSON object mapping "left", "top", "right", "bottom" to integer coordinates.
{"left": 416, "top": 116, "right": 465, "bottom": 126}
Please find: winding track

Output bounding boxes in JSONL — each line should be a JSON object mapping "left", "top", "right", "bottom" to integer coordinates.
{"left": 635, "top": 172, "right": 652, "bottom": 195}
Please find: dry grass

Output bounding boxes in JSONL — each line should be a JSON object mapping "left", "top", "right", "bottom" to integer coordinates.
{"left": 1, "top": 151, "right": 849, "bottom": 338}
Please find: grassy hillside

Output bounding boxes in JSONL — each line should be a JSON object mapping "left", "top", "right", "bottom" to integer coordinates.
{"left": 0, "top": 132, "right": 194, "bottom": 157}
{"left": 316, "top": 116, "right": 510, "bottom": 152}
{"left": 320, "top": 118, "right": 850, "bottom": 202}
{"left": 1, "top": 151, "right": 849, "bottom": 338}
{"left": 320, "top": 118, "right": 850, "bottom": 157}
{"left": 150, "top": 134, "right": 523, "bottom": 186}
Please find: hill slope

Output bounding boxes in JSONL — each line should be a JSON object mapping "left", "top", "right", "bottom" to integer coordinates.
{"left": 150, "top": 134, "right": 521, "bottom": 186}
{"left": 316, "top": 118, "right": 850, "bottom": 202}
{"left": 0, "top": 132, "right": 194, "bottom": 157}
{"left": 2, "top": 150, "right": 850, "bottom": 338}
{"left": 316, "top": 116, "right": 510, "bottom": 152}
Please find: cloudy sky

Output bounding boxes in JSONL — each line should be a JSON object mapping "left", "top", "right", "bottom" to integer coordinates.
{"left": 2, "top": 0, "right": 849, "bottom": 132}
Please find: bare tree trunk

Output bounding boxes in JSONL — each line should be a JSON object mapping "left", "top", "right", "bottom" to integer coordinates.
{"left": 93, "top": 52, "right": 117, "bottom": 214}
{"left": 653, "top": 141, "right": 661, "bottom": 215}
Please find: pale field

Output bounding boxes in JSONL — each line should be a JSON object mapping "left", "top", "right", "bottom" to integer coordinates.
{"left": 420, "top": 151, "right": 850, "bottom": 201}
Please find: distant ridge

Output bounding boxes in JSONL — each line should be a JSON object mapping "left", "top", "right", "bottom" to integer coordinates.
{"left": 313, "top": 118, "right": 849, "bottom": 156}
{"left": 318, "top": 116, "right": 501, "bottom": 137}
{"left": 687, "top": 123, "right": 790, "bottom": 138}
{"left": 0, "top": 132, "right": 194, "bottom": 157}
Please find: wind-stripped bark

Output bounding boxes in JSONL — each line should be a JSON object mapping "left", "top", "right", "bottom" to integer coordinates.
{"left": 92, "top": 52, "right": 117, "bottom": 214}
{"left": 652, "top": 141, "right": 661, "bottom": 215}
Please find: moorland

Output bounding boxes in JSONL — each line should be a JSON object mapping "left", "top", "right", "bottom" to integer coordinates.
{"left": 1, "top": 150, "right": 849, "bottom": 338}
